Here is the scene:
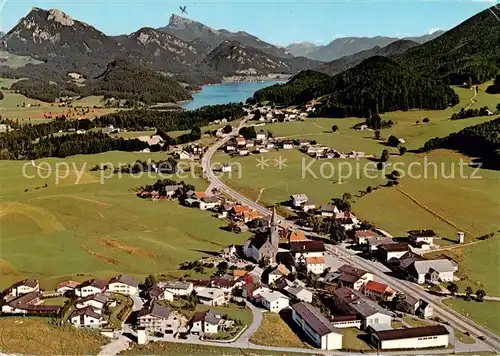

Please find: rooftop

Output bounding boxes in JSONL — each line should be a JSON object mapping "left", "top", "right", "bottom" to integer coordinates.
{"left": 292, "top": 302, "right": 341, "bottom": 337}
{"left": 408, "top": 229, "right": 436, "bottom": 238}
{"left": 259, "top": 290, "right": 289, "bottom": 303}
{"left": 76, "top": 279, "right": 107, "bottom": 291}
{"left": 290, "top": 240, "right": 325, "bottom": 253}
{"left": 380, "top": 243, "right": 409, "bottom": 252}
{"left": 138, "top": 303, "right": 171, "bottom": 319}
{"left": 364, "top": 281, "right": 390, "bottom": 294}
{"left": 197, "top": 287, "right": 225, "bottom": 300}
{"left": 164, "top": 281, "right": 193, "bottom": 290}
{"left": 306, "top": 256, "right": 325, "bottom": 265}
{"left": 338, "top": 265, "right": 369, "bottom": 278}
{"left": 374, "top": 325, "right": 449, "bottom": 341}
{"left": 108, "top": 274, "right": 139, "bottom": 288}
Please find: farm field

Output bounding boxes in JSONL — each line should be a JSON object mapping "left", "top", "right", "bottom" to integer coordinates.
{"left": 426, "top": 238, "right": 500, "bottom": 296}
{"left": 0, "top": 151, "right": 250, "bottom": 290}
{"left": 218, "top": 149, "right": 500, "bottom": 241}
{"left": 122, "top": 342, "right": 309, "bottom": 356}
{"left": 0, "top": 317, "right": 107, "bottom": 355}
{"left": 443, "top": 299, "right": 500, "bottom": 336}
{"left": 0, "top": 88, "right": 117, "bottom": 122}
{"left": 250, "top": 313, "right": 312, "bottom": 349}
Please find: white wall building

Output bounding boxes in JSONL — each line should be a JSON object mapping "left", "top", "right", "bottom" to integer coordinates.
{"left": 291, "top": 302, "right": 343, "bottom": 350}
{"left": 372, "top": 326, "right": 449, "bottom": 350}
{"left": 259, "top": 291, "right": 289, "bottom": 313}
{"left": 107, "top": 275, "right": 139, "bottom": 295}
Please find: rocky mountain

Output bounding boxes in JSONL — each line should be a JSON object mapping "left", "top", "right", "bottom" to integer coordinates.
{"left": 159, "top": 14, "right": 292, "bottom": 58}
{"left": 318, "top": 39, "right": 419, "bottom": 75}
{"left": 201, "top": 40, "right": 317, "bottom": 76}
{"left": 3, "top": 7, "right": 122, "bottom": 76}
{"left": 286, "top": 31, "right": 444, "bottom": 61}
{"left": 115, "top": 27, "right": 202, "bottom": 72}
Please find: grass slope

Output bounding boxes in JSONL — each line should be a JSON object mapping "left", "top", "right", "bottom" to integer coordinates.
{"left": 250, "top": 313, "right": 312, "bottom": 349}
{"left": 0, "top": 317, "right": 107, "bottom": 355}
{"left": 443, "top": 299, "right": 500, "bottom": 336}
{"left": 0, "top": 151, "right": 250, "bottom": 289}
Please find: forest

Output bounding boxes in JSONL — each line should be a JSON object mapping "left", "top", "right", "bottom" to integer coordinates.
{"left": 422, "top": 117, "right": 500, "bottom": 169}
{"left": 95, "top": 103, "right": 245, "bottom": 132}
{"left": 9, "top": 59, "right": 193, "bottom": 104}
{"left": 254, "top": 57, "right": 459, "bottom": 118}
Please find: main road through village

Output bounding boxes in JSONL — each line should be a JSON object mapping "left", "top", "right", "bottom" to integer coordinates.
{"left": 201, "top": 115, "right": 500, "bottom": 354}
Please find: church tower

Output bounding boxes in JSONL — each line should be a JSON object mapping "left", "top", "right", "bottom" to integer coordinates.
{"left": 270, "top": 207, "right": 279, "bottom": 250}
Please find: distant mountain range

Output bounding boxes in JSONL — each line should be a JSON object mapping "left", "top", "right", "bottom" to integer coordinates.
{"left": 286, "top": 31, "right": 444, "bottom": 61}
{"left": 158, "top": 14, "right": 293, "bottom": 58}
{"left": 253, "top": 6, "right": 499, "bottom": 116}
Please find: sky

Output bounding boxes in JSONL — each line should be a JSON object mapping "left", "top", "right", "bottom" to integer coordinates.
{"left": 1, "top": 0, "right": 498, "bottom": 46}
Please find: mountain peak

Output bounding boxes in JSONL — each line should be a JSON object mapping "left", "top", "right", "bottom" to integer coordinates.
{"left": 47, "top": 9, "right": 75, "bottom": 26}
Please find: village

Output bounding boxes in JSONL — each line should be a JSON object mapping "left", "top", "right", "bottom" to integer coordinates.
{"left": 1, "top": 180, "right": 476, "bottom": 353}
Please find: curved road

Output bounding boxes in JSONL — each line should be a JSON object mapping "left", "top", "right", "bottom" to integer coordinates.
{"left": 201, "top": 118, "right": 500, "bottom": 353}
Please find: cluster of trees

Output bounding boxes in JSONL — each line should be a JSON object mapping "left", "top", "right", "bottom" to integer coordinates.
{"left": 10, "top": 79, "right": 79, "bottom": 103}
{"left": 0, "top": 118, "right": 148, "bottom": 159}
{"left": 422, "top": 118, "right": 500, "bottom": 169}
{"left": 238, "top": 126, "right": 257, "bottom": 140}
{"left": 450, "top": 106, "right": 492, "bottom": 120}
{"left": 361, "top": 114, "right": 394, "bottom": 130}
{"left": 95, "top": 103, "right": 245, "bottom": 132}
{"left": 447, "top": 282, "right": 486, "bottom": 302}
{"left": 486, "top": 75, "right": 500, "bottom": 94}
{"left": 0, "top": 90, "right": 4, "bottom": 100}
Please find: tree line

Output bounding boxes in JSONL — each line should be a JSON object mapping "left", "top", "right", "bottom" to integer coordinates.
{"left": 253, "top": 57, "right": 459, "bottom": 118}
{"left": 95, "top": 103, "right": 245, "bottom": 132}
{"left": 422, "top": 117, "right": 500, "bottom": 169}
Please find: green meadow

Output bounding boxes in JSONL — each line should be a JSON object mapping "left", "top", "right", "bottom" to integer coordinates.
{"left": 219, "top": 85, "right": 500, "bottom": 243}
{"left": 0, "top": 151, "right": 250, "bottom": 290}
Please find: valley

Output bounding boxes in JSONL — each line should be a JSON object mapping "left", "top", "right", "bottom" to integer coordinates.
{"left": 0, "top": 3, "right": 499, "bottom": 355}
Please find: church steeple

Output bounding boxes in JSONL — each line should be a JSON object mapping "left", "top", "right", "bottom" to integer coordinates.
{"left": 270, "top": 207, "right": 279, "bottom": 249}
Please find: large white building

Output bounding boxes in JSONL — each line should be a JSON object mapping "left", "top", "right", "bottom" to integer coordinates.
{"left": 107, "top": 275, "right": 139, "bottom": 295}
{"left": 371, "top": 325, "right": 449, "bottom": 350}
{"left": 407, "top": 260, "right": 455, "bottom": 284}
{"left": 291, "top": 302, "right": 343, "bottom": 350}
{"left": 258, "top": 291, "right": 289, "bottom": 313}
{"left": 69, "top": 306, "right": 104, "bottom": 328}
{"left": 163, "top": 281, "right": 194, "bottom": 296}
{"left": 74, "top": 279, "right": 107, "bottom": 298}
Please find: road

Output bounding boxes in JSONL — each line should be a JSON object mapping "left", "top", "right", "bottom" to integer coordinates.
{"left": 201, "top": 119, "right": 500, "bottom": 353}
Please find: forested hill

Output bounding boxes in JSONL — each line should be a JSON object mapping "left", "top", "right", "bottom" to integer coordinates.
{"left": 397, "top": 7, "right": 500, "bottom": 84}
{"left": 10, "top": 59, "right": 193, "bottom": 104}
{"left": 252, "top": 6, "right": 499, "bottom": 116}
{"left": 92, "top": 59, "right": 192, "bottom": 104}
{"left": 422, "top": 117, "right": 500, "bottom": 169}
{"left": 254, "top": 56, "right": 458, "bottom": 117}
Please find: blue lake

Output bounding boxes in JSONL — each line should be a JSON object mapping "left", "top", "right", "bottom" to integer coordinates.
{"left": 182, "top": 81, "right": 284, "bottom": 110}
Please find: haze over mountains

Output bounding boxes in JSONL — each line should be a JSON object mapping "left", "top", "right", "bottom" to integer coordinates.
{"left": 286, "top": 31, "right": 445, "bottom": 61}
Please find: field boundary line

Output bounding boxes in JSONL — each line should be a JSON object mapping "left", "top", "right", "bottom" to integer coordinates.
{"left": 255, "top": 188, "right": 266, "bottom": 203}
{"left": 396, "top": 188, "right": 474, "bottom": 238}
{"left": 28, "top": 194, "right": 110, "bottom": 207}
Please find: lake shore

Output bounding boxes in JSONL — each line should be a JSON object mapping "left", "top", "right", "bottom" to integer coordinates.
{"left": 222, "top": 74, "right": 291, "bottom": 83}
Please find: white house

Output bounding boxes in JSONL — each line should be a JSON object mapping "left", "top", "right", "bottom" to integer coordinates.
{"left": 107, "top": 275, "right": 139, "bottom": 295}
{"left": 371, "top": 326, "right": 449, "bottom": 350}
{"left": 379, "top": 243, "right": 410, "bottom": 262}
{"left": 75, "top": 293, "right": 108, "bottom": 312}
{"left": 284, "top": 286, "right": 313, "bottom": 303}
{"left": 190, "top": 310, "right": 228, "bottom": 336}
{"left": 74, "top": 279, "right": 107, "bottom": 298}
{"left": 290, "top": 194, "right": 309, "bottom": 208}
{"left": 407, "top": 260, "right": 455, "bottom": 284}
{"left": 236, "top": 136, "right": 246, "bottom": 146}
{"left": 320, "top": 204, "right": 339, "bottom": 217}
{"left": 70, "top": 306, "right": 104, "bottom": 328}
{"left": 337, "top": 265, "right": 374, "bottom": 291}
{"left": 56, "top": 280, "right": 80, "bottom": 294}
{"left": 148, "top": 285, "right": 174, "bottom": 302}
{"left": 259, "top": 291, "right": 289, "bottom": 313}
{"left": 408, "top": 230, "right": 436, "bottom": 246}
{"left": 363, "top": 281, "right": 395, "bottom": 301}
{"left": 163, "top": 281, "right": 194, "bottom": 296}
{"left": 196, "top": 288, "right": 226, "bottom": 306}
{"left": 5, "top": 279, "right": 39, "bottom": 297}
{"left": 290, "top": 240, "right": 325, "bottom": 263}
{"left": 291, "top": 302, "right": 343, "bottom": 350}
{"left": 267, "top": 264, "right": 291, "bottom": 285}
{"left": 282, "top": 141, "right": 294, "bottom": 149}
{"left": 306, "top": 256, "right": 325, "bottom": 275}
{"left": 199, "top": 196, "right": 221, "bottom": 210}
{"left": 137, "top": 303, "right": 176, "bottom": 334}
{"left": 222, "top": 163, "right": 232, "bottom": 173}
{"left": 302, "top": 201, "right": 316, "bottom": 212}
{"left": 256, "top": 132, "right": 267, "bottom": 141}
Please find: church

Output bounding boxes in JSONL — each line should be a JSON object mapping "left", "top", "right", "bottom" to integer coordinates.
{"left": 243, "top": 208, "right": 279, "bottom": 264}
